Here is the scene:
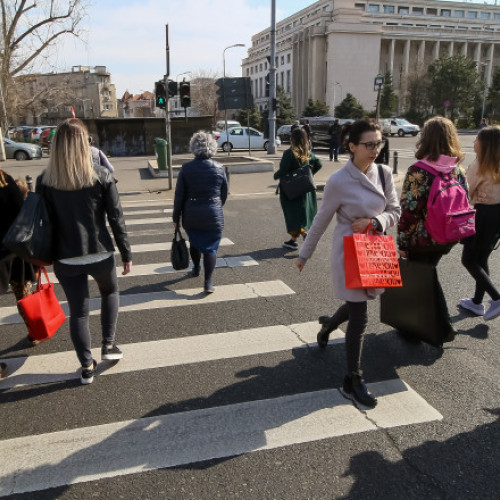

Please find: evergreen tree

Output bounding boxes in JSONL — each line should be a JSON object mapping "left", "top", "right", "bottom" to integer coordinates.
{"left": 302, "top": 98, "right": 330, "bottom": 117}
{"left": 427, "top": 55, "right": 482, "bottom": 120}
{"left": 334, "top": 93, "right": 365, "bottom": 119}
{"left": 236, "top": 105, "right": 261, "bottom": 129}
{"left": 379, "top": 72, "right": 398, "bottom": 118}
{"left": 276, "top": 86, "right": 297, "bottom": 127}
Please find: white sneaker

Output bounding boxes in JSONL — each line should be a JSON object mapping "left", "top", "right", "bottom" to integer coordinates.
{"left": 484, "top": 299, "right": 500, "bottom": 321}
{"left": 459, "top": 298, "right": 485, "bottom": 316}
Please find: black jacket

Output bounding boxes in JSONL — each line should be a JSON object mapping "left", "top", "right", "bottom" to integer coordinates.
{"left": 0, "top": 170, "right": 23, "bottom": 259}
{"left": 37, "top": 166, "right": 131, "bottom": 262}
{"left": 173, "top": 157, "right": 228, "bottom": 233}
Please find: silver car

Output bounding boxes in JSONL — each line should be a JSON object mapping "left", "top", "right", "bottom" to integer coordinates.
{"left": 3, "top": 138, "right": 43, "bottom": 160}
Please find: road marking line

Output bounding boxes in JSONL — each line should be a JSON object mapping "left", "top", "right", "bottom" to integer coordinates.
{"left": 123, "top": 208, "right": 172, "bottom": 216}
{"left": 119, "top": 216, "right": 172, "bottom": 225}
{"left": 0, "top": 280, "right": 294, "bottom": 326}
{"left": 127, "top": 238, "right": 234, "bottom": 254}
{"left": 0, "top": 379, "right": 442, "bottom": 497}
{"left": 0, "top": 322, "right": 343, "bottom": 388}
{"left": 45, "top": 256, "right": 258, "bottom": 283}
{"left": 121, "top": 199, "right": 171, "bottom": 207}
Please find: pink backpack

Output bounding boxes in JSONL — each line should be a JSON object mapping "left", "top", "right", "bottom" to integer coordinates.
{"left": 415, "top": 162, "right": 476, "bottom": 244}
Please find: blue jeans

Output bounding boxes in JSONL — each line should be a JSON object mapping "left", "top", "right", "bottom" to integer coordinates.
{"left": 54, "top": 255, "right": 119, "bottom": 367}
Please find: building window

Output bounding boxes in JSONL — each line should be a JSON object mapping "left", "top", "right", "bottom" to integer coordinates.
{"left": 259, "top": 63, "right": 263, "bottom": 71}
{"left": 412, "top": 7, "right": 423, "bottom": 15}
{"left": 453, "top": 10, "right": 464, "bottom": 18}
{"left": 494, "top": 13, "right": 500, "bottom": 20}
{"left": 287, "top": 53, "right": 291, "bottom": 63}
{"left": 275, "top": 56, "right": 278, "bottom": 66}
{"left": 427, "top": 8, "right": 437, "bottom": 15}
{"left": 441, "top": 9, "right": 451, "bottom": 17}
{"left": 367, "top": 4, "right": 379, "bottom": 13}
{"left": 467, "top": 11, "right": 477, "bottom": 19}
{"left": 264, "top": 62, "right": 267, "bottom": 70}
{"left": 354, "top": 3, "right": 365, "bottom": 11}
{"left": 246, "top": 68, "right": 250, "bottom": 76}
{"left": 480, "top": 12, "right": 491, "bottom": 20}
{"left": 286, "top": 70, "right": 291, "bottom": 93}
{"left": 398, "top": 6, "right": 409, "bottom": 14}
{"left": 250, "top": 67, "right": 253, "bottom": 75}
{"left": 281, "top": 55, "right": 284, "bottom": 65}
{"left": 259, "top": 77, "right": 263, "bottom": 98}
{"left": 280, "top": 71, "right": 284, "bottom": 88}
{"left": 383, "top": 5, "right": 394, "bottom": 13}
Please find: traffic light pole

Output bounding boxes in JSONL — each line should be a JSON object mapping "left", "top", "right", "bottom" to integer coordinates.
{"left": 267, "top": 0, "right": 277, "bottom": 155}
{"left": 165, "top": 25, "right": 173, "bottom": 189}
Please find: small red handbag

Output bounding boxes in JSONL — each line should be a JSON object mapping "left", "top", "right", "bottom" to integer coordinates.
{"left": 17, "top": 267, "right": 66, "bottom": 341}
{"left": 344, "top": 228, "right": 402, "bottom": 289}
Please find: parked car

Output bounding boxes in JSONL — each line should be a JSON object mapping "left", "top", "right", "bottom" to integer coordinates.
{"left": 299, "top": 117, "right": 354, "bottom": 148}
{"left": 213, "top": 126, "right": 280, "bottom": 152}
{"left": 277, "top": 124, "right": 294, "bottom": 143}
{"left": 381, "top": 118, "right": 420, "bottom": 137}
{"left": 215, "top": 120, "right": 241, "bottom": 131}
{"left": 2, "top": 138, "right": 43, "bottom": 160}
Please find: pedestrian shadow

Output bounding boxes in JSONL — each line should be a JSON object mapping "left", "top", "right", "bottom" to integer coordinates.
{"left": 340, "top": 408, "right": 500, "bottom": 499}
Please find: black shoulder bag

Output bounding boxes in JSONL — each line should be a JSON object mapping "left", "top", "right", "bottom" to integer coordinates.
{"left": 279, "top": 157, "right": 316, "bottom": 201}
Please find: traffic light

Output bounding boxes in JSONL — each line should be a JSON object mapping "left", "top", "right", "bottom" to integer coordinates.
{"left": 265, "top": 73, "right": 270, "bottom": 97}
{"left": 167, "top": 80, "right": 178, "bottom": 98}
{"left": 179, "top": 81, "right": 191, "bottom": 108}
{"left": 155, "top": 81, "right": 167, "bottom": 109}
{"left": 272, "top": 98, "right": 279, "bottom": 111}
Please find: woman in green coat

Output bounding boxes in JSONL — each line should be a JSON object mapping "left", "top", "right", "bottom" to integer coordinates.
{"left": 274, "top": 128, "right": 322, "bottom": 250}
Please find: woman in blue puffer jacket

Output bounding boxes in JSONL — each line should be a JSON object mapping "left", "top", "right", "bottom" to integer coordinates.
{"left": 173, "top": 131, "right": 228, "bottom": 293}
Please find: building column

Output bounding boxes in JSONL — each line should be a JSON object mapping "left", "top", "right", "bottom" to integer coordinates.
{"left": 448, "top": 41, "right": 454, "bottom": 57}
{"left": 433, "top": 40, "right": 440, "bottom": 60}
{"left": 403, "top": 39, "right": 410, "bottom": 76}
{"left": 486, "top": 43, "right": 494, "bottom": 86}
{"left": 461, "top": 42, "right": 468, "bottom": 57}
{"left": 389, "top": 39, "right": 395, "bottom": 75}
{"left": 475, "top": 42, "right": 482, "bottom": 66}
{"left": 417, "top": 40, "right": 425, "bottom": 68}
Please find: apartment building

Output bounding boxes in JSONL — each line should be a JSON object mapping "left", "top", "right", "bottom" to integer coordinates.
{"left": 242, "top": 0, "right": 500, "bottom": 114}
{"left": 17, "top": 65, "right": 118, "bottom": 124}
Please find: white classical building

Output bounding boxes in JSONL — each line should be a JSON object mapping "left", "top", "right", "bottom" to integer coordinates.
{"left": 242, "top": 0, "right": 500, "bottom": 115}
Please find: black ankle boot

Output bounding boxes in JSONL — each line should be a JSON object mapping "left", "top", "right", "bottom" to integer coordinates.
{"left": 317, "top": 316, "right": 334, "bottom": 349}
{"left": 340, "top": 372, "right": 377, "bottom": 408}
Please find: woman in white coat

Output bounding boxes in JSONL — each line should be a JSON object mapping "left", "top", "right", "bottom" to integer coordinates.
{"left": 296, "top": 119, "right": 400, "bottom": 408}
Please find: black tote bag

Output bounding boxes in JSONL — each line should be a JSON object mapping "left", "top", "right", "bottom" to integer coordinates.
{"left": 171, "top": 228, "right": 189, "bottom": 270}
{"left": 2, "top": 192, "right": 53, "bottom": 267}
{"left": 380, "top": 258, "right": 442, "bottom": 347}
{"left": 279, "top": 163, "right": 316, "bottom": 200}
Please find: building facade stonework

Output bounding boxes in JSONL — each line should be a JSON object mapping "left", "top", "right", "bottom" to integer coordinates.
{"left": 242, "top": 0, "right": 500, "bottom": 115}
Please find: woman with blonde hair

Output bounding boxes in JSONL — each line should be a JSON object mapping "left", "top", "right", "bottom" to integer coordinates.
{"left": 460, "top": 126, "right": 500, "bottom": 321}
{"left": 37, "top": 118, "right": 132, "bottom": 384}
{"left": 397, "top": 116, "right": 468, "bottom": 343}
{"left": 274, "top": 127, "right": 322, "bottom": 250}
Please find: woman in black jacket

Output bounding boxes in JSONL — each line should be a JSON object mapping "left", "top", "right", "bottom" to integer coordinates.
{"left": 38, "top": 118, "right": 132, "bottom": 385}
{"left": 173, "top": 131, "right": 228, "bottom": 293}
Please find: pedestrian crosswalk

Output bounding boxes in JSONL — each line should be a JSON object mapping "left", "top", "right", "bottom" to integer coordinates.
{"left": 0, "top": 197, "right": 444, "bottom": 497}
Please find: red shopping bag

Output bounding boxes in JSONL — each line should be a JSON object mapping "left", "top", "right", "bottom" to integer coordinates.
{"left": 344, "top": 232, "right": 402, "bottom": 289}
{"left": 17, "top": 267, "right": 66, "bottom": 341}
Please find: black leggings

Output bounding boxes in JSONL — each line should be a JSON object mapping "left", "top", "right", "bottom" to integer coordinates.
{"left": 327, "top": 301, "right": 368, "bottom": 374}
{"left": 461, "top": 204, "right": 500, "bottom": 303}
{"left": 189, "top": 247, "right": 217, "bottom": 284}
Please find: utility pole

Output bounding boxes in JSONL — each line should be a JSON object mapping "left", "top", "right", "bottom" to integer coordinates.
{"left": 165, "top": 24, "right": 173, "bottom": 190}
{"left": 267, "top": 0, "right": 277, "bottom": 155}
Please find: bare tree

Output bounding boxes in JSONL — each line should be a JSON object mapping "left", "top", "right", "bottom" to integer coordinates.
{"left": 0, "top": 0, "right": 88, "bottom": 130}
{"left": 190, "top": 69, "right": 223, "bottom": 125}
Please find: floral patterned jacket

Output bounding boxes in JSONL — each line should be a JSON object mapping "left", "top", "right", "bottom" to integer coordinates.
{"left": 397, "top": 162, "right": 468, "bottom": 251}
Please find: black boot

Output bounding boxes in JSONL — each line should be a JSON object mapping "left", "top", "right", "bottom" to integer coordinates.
{"left": 340, "top": 372, "right": 377, "bottom": 408}
{"left": 317, "top": 315, "right": 334, "bottom": 349}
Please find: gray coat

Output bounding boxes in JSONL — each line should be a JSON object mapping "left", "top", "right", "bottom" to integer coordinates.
{"left": 299, "top": 160, "right": 401, "bottom": 302}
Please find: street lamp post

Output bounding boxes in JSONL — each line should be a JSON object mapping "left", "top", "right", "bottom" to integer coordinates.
{"left": 223, "top": 43, "right": 245, "bottom": 156}
{"left": 479, "top": 61, "right": 491, "bottom": 124}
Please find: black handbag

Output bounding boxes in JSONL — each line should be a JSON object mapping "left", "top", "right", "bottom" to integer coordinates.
{"left": 2, "top": 192, "right": 53, "bottom": 267}
{"left": 171, "top": 228, "right": 189, "bottom": 270}
{"left": 279, "top": 160, "right": 316, "bottom": 201}
{"left": 380, "top": 258, "right": 442, "bottom": 347}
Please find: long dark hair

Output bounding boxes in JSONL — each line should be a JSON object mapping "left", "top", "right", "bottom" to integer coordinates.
{"left": 290, "top": 127, "right": 310, "bottom": 162}
{"left": 341, "top": 119, "right": 381, "bottom": 156}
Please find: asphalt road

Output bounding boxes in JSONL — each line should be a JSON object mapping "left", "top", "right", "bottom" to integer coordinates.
{"left": 1, "top": 132, "right": 499, "bottom": 499}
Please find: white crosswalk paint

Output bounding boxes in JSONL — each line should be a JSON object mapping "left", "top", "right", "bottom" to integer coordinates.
{"left": 128, "top": 238, "right": 234, "bottom": 254}
{"left": 0, "top": 379, "right": 442, "bottom": 497}
{"left": 0, "top": 280, "right": 295, "bottom": 325}
{"left": 121, "top": 199, "right": 171, "bottom": 207}
{"left": 118, "top": 216, "right": 172, "bottom": 225}
{"left": 45, "top": 256, "right": 258, "bottom": 283}
{"left": 0, "top": 322, "right": 343, "bottom": 388}
{"left": 123, "top": 208, "right": 172, "bottom": 216}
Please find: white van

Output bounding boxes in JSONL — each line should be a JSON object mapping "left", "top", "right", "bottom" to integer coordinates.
{"left": 215, "top": 120, "right": 241, "bottom": 131}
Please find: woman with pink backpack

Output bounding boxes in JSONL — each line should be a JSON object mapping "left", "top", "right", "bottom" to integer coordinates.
{"left": 397, "top": 116, "right": 469, "bottom": 344}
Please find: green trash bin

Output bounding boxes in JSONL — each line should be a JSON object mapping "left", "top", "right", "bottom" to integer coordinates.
{"left": 154, "top": 137, "right": 168, "bottom": 171}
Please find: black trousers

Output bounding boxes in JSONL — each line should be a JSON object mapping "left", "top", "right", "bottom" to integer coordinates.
{"left": 461, "top": 203, "right": 500, "bottom": 303}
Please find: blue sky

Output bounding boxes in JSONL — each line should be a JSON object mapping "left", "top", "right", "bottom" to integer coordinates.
{"left": 50, "top": 0, "right": 498, "bottom": 97}
{"left": 51, "top": 0, "right": 314, "bottom": 96}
